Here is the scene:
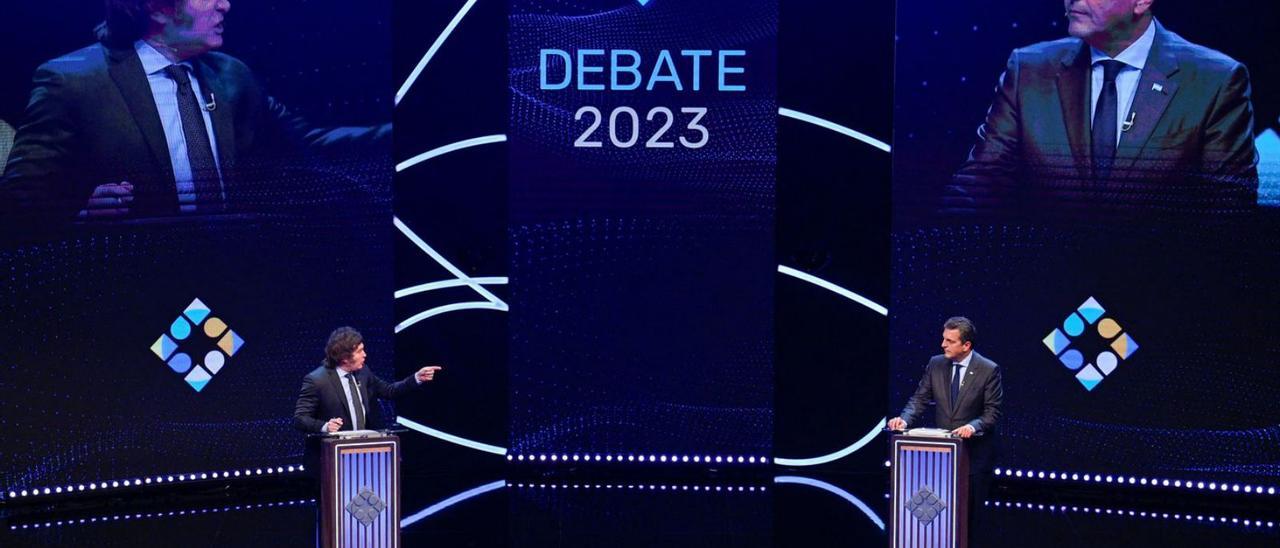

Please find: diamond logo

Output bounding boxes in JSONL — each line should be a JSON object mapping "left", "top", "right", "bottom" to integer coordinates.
{"left": 1043, "top": 297, "right": 1139, "bottom": 391}
{"left": 905, "top": 485, "right": 947, "bottom": 526}
{"left": 346, "top": 487, "right": 387, "bottom": 526}
{"left": 150, "top": 298, "right": 245, "bottom": 392}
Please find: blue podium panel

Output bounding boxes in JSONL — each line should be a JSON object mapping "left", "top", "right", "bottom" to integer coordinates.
{"left": 891, "top": 436, "right": 967, "bottom": 548}
{"left": 323, "top": 437, "right": 400, "bottom": 548}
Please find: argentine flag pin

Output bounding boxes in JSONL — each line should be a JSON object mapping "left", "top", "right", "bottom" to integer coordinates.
{"left": 1152, "top": 83, "right": 1165, "bottom": 93}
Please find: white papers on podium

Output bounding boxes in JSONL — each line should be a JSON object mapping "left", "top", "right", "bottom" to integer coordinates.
{"left": 905, "top": 428, "right": 953, "bottom": 438}
{"left": 332, "top": 429, "right": 382, "bottom": 438}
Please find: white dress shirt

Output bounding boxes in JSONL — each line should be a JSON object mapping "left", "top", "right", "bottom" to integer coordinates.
{"left": 951, "top": 350, "right": 974, "bottom": 390}
{"left": 331, "top": 368, "right": 367, "bottom": 431}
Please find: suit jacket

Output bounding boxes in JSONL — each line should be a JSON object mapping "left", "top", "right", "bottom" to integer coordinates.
{"left": 292, "top": 364, "right": 422, "bottom": 433}
{"left": 0, "top": 42, "right": 386, "bottom": 227}
{"left": 950, "top": 21, "right": 1259, "bottom": 220}
{"left": 899, "top": 351, "right": 1004, "bottom": 472}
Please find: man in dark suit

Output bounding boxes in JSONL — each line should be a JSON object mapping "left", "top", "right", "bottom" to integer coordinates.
{"left": 0, "top": 0, "right": 386, "bottom": 225}
{"left": 950, "top": 0, "right": 1260, "bottom": 219}
{"left": 293, "top": 326, "right": 443, "bottom": 433}
{"left": 889, "top": 317, "right": 1003, "bottom": 539}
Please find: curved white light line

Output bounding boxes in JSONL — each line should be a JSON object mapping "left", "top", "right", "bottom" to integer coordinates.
{"left": 395, "top": 0, "right": 479, "bottom": 106}
{"left": 396, "top": 134, "right": 508, "bottom": 172}
{"left": 774, "top": 475, "right": 886, "bottom": 530}
{"left": 396, "top": 416, "right": 508, "bottom": 455}
{"left": 778, "top": 107, "right": 891, "bottom": 153}
{"left": 402, "top": 479, "right": 506, "bottom": 527}
{"left": 395, "top": 277, "right": 509, "bottom": 299}
{"left": 774, "top": 418, "right": 887, "bottom": 467}
{"left": 395, "top": 301, "right": 508, "bottom": 333}
{"left": 777, "top": 265, "right": 887, "bottom": 316}
{"left": 393, "top": 216, "right": 506, "bottom": 307}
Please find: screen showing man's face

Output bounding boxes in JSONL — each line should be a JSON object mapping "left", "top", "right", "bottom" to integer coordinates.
{"left": 1065, "top": 0, "right": 1140, "bottom": 39}
{"left": 164, "top": 0, "right": 229, "bottom": 57}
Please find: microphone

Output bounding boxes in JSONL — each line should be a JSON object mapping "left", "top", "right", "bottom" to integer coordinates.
{"left": 203, "top": 92, "right": 217, "bottom": 112}
{"left": 1121, "top": 111, "right": 1136, "bottom": 132}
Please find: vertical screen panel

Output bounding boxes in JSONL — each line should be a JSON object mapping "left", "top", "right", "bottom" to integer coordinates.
{"left": 507, "top": 0, "right": 777, "bottom": 457}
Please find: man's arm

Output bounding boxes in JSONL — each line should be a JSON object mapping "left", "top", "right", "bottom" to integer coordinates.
{"left": 364, "top": 372, "right": 421, "bottom": 401}
{"left": 292, "top": 374, "right": 328, "bottom": 433}
{"left": 967, "top": 365, "right": 1004, "bottom": 434}
{"left": 1199, "top": 61, "right": 1259, "bottom": 208}
{"left": 0, "top": 64, "right": 90, "bottom": 224}
{"left": 262, "top": 95, "right": 390, "bottom": 155}
{"left": 897, "top": 363, "right": 937, "bottom": 429}
{"left": 948, "top": 51, "right": 1023, "bottom": 213}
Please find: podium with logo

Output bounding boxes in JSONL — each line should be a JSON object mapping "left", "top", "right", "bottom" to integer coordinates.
{"left": 889, "top": 432, "right": 969, "bottom": 548}
{"left": 315, "top": 432, "right": 401, "bottom": 548}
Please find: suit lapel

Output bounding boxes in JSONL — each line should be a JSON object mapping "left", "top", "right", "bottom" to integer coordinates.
{"left": 325, "top": 368, "right": 354, "bottom": 427}
{"left": 937, "top": 360, "right": 956, "bottom": 417}
{"left": 1056, "top": 43, "right": 1092, "bottom": 183}
{"left": 954, "top": 353, "right": 984, "bottom": 412}
{"left": 355, "top": 370, "right": 370, "bottom": 427}
{"left": 1114, "top": 26, "right": 1180, "bottom": 180}
{"left": 106, "top": 46, "right": 176, "bottom": 188}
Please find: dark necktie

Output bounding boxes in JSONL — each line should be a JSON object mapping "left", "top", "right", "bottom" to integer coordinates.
{"left": 1091, "top": 60, "right": 1125, "bottom": 182}
{"left": 950, "top": 363, "right": 962, "bottom": 407}
{"left": 346, "top": 374, "right": 366, "bottom": 430}
{"left": 162, "top": 64, "right": 223, "bottom": 211}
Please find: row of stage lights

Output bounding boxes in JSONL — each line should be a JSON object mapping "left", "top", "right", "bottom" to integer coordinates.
{"left": 9, "top": 499, "right": 316, "bottom": 531}
{"left": 508, "top": 454, "right": 768, "bottom": 464}
{"left": 881, "top": 461, "right": 1277, "bottom": 496}
{"left": 986, "top": 500, "right": 1277, "bottom": 529}
{"left": 991, "top": 468, "right": 1278, "bottom": 495}
{"left": 6, "top": 465, "right": 305, "bottom": 501}
{"left": 512, "top": 483, "right": 767, "bottom": 492}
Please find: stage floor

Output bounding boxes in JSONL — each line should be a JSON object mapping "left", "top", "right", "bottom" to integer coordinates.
{"left": 5, "top": 472, "right": 1277, "bottom": 547}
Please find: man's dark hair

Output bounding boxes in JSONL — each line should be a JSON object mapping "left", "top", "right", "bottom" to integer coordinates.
{"left": 95, "top": 0, "right": 174, "bottom": 48}
{"left": 323, "top": 327, "right": 364, "bottom": 369}
{"left": 943, "top": 316, "right": 976, "bottom": 345}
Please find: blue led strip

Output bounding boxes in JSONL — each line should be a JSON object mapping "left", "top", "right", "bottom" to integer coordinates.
{"left": 986, "top": 499, "right": 1277, "bottom": 529}
{"left": 395, "top": 0, "right": 479, "bottom": 106}
{"left": 5, "top": 465, "right": 305, "bottom": 501}
{"left": 507, "top": 453, "right": 769, "bottom": 465}
{"left": 8, "top": 499, "right": 316, "bottom": 531}
{"left": 402, "top": 480, "right": 506, "bottom": 528}
{"left": 512, "top": 482, "right": 768, "bottom": 493}
{"left": 774, "top": 475, "right": 885, "bottom": 531}
{"left": 990, "top": 468, "right": 1279, "bottom": 496}
{"left": 777, "top": 107, "right": 892, "bottom": 153}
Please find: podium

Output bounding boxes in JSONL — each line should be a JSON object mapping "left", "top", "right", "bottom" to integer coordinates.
{"left": 889, "top": 433, "right": 969, "bottom": 548}
{"left": 315, "top": 432, "right": 401, "bottom": 548}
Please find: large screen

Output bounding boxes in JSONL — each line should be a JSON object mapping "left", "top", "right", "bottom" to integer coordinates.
{"left": 890, "top": 1, "right": 1280, "bottom": 485}
{"left": 0, "top": 0, "right": 393, "bottom": 495}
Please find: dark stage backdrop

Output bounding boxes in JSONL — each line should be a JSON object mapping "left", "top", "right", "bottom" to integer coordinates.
{"left": 392, "top": 0, "right": 890, "bottom": 473}
{"left": 0, "top": 0, "right": 393, "bottom": 495}
{"left": 891, "top": 1, "right": 1280, "bottom": 486}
